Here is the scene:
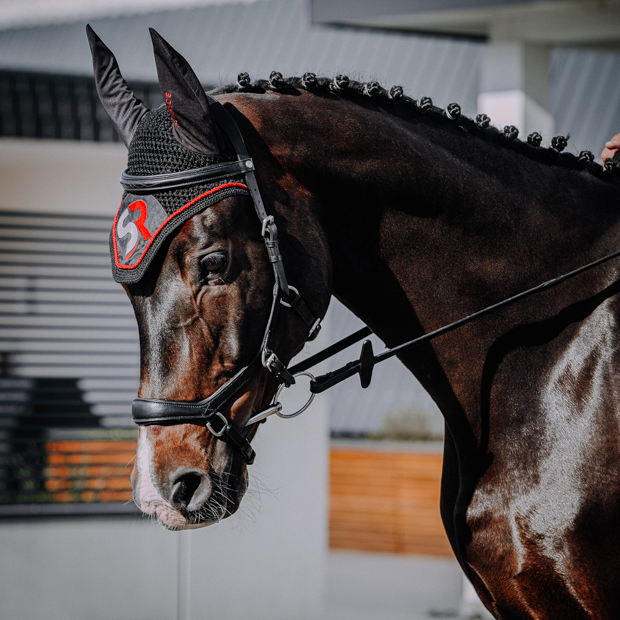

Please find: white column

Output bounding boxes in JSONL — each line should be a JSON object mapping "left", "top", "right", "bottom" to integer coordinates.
{"left": 478, "top": 39, "right": 554, "bottom": 140}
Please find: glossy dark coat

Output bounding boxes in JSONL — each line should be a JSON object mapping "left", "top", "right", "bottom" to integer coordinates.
{"left": 97, "top": 41, "right": 620, "bottom": 618}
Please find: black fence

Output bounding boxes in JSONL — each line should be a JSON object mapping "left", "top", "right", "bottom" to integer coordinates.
{"left": 0, "top": 69, "right": 164, "bottom": 142}
{"left": 0, "top": 210, "right": 140, "bottom": 516}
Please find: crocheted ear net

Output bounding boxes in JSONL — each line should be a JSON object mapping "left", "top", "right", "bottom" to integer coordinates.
{"left": 125, "top": 105, "right": 236, "bottom": 215}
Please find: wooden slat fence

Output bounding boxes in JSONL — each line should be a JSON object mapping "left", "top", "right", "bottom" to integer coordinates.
{"left": 329, "top": 447, "right": 453, "bottom": 558}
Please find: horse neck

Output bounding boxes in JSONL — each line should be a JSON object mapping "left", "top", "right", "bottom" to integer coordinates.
{"left": 243, "top": 92, "right": 620, "bottom": 432}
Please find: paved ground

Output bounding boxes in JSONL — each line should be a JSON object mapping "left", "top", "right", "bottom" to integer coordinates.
{"left": 325, "top": 551, "right": 494, "bottom": 620}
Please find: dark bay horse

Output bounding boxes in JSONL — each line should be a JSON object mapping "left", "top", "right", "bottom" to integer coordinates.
{"left": 88, "top": 26, "right": 620, "bottom": 619}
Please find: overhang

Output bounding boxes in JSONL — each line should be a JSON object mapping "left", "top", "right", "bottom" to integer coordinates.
{"left": 311, "top": 0, "right": 620, "bottom": 46}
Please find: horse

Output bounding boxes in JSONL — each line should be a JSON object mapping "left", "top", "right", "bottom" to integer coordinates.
{"left": 87, "top": 25, "right": 620, "bottom": 619}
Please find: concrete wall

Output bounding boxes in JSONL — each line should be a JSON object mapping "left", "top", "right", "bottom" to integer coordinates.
{"left": 0, "top": 138, "right": 329, "bottom": 620}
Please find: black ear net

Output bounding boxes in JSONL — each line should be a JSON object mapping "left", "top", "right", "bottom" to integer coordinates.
{"left": 149, "top": 28, "right": 223, "bottom": 155}
{"left": 86, "top": 25, "right": 148, "bottom": 148}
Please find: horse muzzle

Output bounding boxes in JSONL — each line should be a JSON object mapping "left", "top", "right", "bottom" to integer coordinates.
{"left": 132, "top": 427, "right": 247, "bottom": 529}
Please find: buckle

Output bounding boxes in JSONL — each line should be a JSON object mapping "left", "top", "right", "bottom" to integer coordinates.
{"left": 261, "top": 349, "right": 278, "bottom": 371}
{"left": 206, "top": 411, "right": 229, "bottom": 437}
{"left": 261, "top": 215, "right": 275, "bottom": 239}
{"left": 261, "top": 349, "right": 295, "bottom": 386}
{"left": 280, "top": 285, "right": 300, "bottom": 308}
{"left": 308, "top": 318, "right": 322, "bottom": 341}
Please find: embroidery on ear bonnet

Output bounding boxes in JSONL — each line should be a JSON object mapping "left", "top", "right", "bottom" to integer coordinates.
{"left": 110, "top": 106, "right": 249, "bottom": 284}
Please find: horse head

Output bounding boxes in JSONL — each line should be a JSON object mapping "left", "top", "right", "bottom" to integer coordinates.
{"left": 87, "top": 26, "right": 330, "bottom": 529}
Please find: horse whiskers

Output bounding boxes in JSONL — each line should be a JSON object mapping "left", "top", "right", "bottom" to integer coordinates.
{"left": 181, "top": 471, "right": 235, "bottom": 526}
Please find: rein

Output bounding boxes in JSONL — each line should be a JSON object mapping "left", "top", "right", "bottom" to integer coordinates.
{"left": 282, "top": 241, "right": 620, "bottom": 397}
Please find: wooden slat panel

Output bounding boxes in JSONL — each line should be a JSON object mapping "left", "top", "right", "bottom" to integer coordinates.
{"left": 329, "top": 448, "right": 454, "bottom": 558}
{"left": 43, "top": 440, "right": 135, "bottom": 504}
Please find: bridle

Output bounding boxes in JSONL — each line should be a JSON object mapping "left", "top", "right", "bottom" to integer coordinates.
{"left": 128, "top": 96, "right": 320, "bottom": 465}
{"left": 127, "top": 100, "right": 620, "bottom": 466}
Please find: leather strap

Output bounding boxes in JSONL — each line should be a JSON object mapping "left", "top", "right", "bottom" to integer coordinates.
{"left": 120, "top": 159, "right": 253, "bottom": 193}
{"left": 207, "top": 96, "right": 291, "bottom": 297}
{"left": 206, "top": 412, "right": 255, "bottom": 465}
{"left": 132, "top": 357, "right": 260, "bottom": 424}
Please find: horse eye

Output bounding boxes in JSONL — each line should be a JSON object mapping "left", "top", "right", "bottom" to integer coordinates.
{"left": 200, "top": 252, "right": 228, "bottom": 280}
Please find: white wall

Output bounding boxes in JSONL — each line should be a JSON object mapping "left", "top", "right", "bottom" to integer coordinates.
{"left": 0, "top": 138, "right": 127, "bottom": 215}
{"left": 0, "top": 405, "right": 328, "bottom": 620}
{"left": 0, "top": 137, "right": 329, "bottom": 620}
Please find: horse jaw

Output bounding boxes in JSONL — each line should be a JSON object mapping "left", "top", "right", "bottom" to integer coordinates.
{"left": 131, "top": 427, "right": 246, "bottom": 530}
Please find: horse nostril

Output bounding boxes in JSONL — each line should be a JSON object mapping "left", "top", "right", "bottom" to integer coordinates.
{"left": 170, "top": 473, "right": 203, "bottom": 510}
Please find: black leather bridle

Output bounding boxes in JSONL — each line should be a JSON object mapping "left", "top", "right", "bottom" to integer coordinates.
{"left": 128, "top": 101, "right": 620, "bottom": 467}
{"left": 129, "top": 96, "right": 320, "bottom": 465}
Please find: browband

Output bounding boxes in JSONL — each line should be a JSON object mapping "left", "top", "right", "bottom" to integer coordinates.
{"left": 120, "top": 158, "right": 254, "bottom": 193}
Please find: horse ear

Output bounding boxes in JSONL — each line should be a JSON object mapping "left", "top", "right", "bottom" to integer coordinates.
{"left": 149, "top": 28, "right": 222, "bottom": 155}
{"left": 86, "top": 25, "right": 148, "bottom": 148}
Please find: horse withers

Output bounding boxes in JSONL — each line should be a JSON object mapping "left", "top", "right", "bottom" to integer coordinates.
{"left": 88, "top": 26, "right": 620, "bottom": 619}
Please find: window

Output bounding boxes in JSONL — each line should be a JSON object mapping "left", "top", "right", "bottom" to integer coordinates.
{"left": 0, "top": 210, "right": 139, "bottom": 516}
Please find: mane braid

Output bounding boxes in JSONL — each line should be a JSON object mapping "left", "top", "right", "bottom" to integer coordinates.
{"left": 208, "top": 75, "right": 620, "bottom": 183}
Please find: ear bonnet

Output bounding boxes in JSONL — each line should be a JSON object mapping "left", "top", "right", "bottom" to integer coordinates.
{"left": 87, "top": 25, "right": 250, "bottom": 284}
{"left": 112, "top": 107, "right": 249, "bottom": 282}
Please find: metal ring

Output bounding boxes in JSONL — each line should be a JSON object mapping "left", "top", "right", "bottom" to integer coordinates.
{"left": 274, "top": 372, "right": 316, "bottom": 419}
{"left": 206, "top": 412, "right": 228, "bottom": 437}
{"left": 280, "top": 285, "right": 299, "bottom": 308}
{"left": 261, "top": 348, "right": 275, "bottom": 369}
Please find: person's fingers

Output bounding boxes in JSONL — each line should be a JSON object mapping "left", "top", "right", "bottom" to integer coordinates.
{"left": 601, "top": 134, "right": 620, "bottom": 161}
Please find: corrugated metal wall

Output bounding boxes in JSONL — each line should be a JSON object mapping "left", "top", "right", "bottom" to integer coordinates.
{"left": 0, "top": 0, "right": 618, "bottom": 156}
{"left": 0, "top": 0, "right": 482, "bottom": 115}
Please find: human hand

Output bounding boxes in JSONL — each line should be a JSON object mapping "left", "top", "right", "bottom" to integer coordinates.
{"left": 601, "top": 133, "right": 620, "bottom": 162}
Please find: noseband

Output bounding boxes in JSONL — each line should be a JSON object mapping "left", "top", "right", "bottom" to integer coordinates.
{"left": 126, "top": 96, "right": 320, "bottom": 465}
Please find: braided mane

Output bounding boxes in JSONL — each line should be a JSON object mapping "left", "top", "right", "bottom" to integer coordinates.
{"left": 209, "top": 73, "right": 620, "bottom": 183}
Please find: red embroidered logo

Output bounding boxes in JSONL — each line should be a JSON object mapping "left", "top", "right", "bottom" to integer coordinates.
{"left": 164, "top": 92, "right": 179, "bottom": 126}
{"left": 117, "top": 200, "right": 152, "bottom": 260}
